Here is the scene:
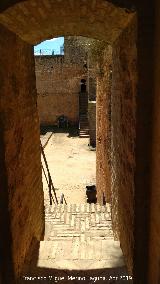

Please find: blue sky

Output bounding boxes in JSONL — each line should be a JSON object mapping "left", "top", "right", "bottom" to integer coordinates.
{"left": 34, "top": 37, "right": 64, "bottom": 55}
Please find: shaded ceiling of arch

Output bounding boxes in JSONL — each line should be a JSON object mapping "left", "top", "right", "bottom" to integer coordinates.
{"left": 0, "top": 0, "right": 136, "bottom": 45}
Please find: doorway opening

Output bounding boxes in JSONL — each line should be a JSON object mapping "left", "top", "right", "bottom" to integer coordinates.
{"left": 25, "top": 34, "right": 134, "bottom": 282}
{"left": 0, "top": 1, "right": 137, "bottom": 283}
{"left": 36, "top": 36, "right": 98, "bottom": 205}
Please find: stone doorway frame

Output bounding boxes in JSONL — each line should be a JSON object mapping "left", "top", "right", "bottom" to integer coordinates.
{"left": 0, "top": 1, "right": 154, "bottom": 283}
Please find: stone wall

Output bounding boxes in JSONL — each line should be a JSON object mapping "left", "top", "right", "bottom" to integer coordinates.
{"left": 0, "top": 0, "right": 134, "bottom": 45}
{"left": 64, "top": 36, "right": 87, "bottom": 64}
{"left": 132, "top": 1, "right": 154, "bottom": 282}
{"left": 96, "top": 18, "right": 137, "bottom": 274}
{"left": 35, "top": 55, "right": 86, "bottom": 126}
{"left": 88, "top": 101, "right": 96, "bottom": 147}
{"left": 111, "top": 19, "right": 137, "bottom": 273}
{"left": 64, "top": 36, "right": 97, "bottom": 101}
{"left": 0, "top": 25, "right": 44, "bottom": 280}
{"left": 96, "top": 46, "right": 112, "bottom": 204}
{"left": 149, "top": 0, "right": 160, "bottom": 282}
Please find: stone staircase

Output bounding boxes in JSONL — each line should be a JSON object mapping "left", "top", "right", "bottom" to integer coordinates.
{"left": 79, "top": 114, "right": 90, "bottom": 138}
{"left": 20, "top": 204, "right": 132, "bottom": 284}
{"left": 79, "top": 91, "right": 89, "bottom": 138}
{"left": 45, "top": 203, "right": 113, "bottom": 241}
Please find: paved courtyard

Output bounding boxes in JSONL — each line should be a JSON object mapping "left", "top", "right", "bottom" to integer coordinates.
{"left": 41, "top": 129, "right": 96, "bottom": 205}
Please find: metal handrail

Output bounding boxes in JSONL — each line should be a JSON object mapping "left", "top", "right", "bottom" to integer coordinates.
{"left": 40, "top": 142, "right": 58, "bottom": 205}
{"left": 41, "top": 163, "right": 53, "bottom": 205}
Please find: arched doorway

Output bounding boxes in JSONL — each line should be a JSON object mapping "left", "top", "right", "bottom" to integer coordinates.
{"left": 0, "top": 1, "right": 139, "bottom": 283}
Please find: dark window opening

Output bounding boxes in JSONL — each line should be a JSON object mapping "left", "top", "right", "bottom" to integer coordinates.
{"left": 80, "top": 79, "right": 87, "bottom": 92}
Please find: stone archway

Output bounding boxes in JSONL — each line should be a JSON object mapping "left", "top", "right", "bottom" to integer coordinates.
{"left": 0, "top": 0, "right": 135, "bottom": 44}
{"left": 0, "top": 0, "right": 140, "bottom": 283}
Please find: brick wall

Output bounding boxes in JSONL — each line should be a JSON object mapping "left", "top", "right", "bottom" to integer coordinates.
{"left": 0, "top": 0, "right": 134, "bottom": 46}
{"left": 0, "top": 25, "right": 44, "bottom": 280}
{"left": 96, "top": 18, "right": 137, "bottom": 274}
{"left": 88, "top": 101, "right": 96, "bottom": 147}
{"left": 111, "top": 19, "right": 137, "bottom": 273}
{"left": 35, "top": 56, "right": 86, "bottom": 126}
{"left": 96, "top": 46, "right": 112, "bottom": 204}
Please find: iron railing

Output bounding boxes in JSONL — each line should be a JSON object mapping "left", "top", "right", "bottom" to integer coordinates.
{"left": 41, "top": 140, "right": 67, "bottom": 205}
{"left": 41, "top": 142, "right": 58, "bottom": 205}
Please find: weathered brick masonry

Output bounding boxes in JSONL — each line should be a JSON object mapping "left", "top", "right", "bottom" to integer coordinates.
{"left": 111, "top": 19, "right": 137, "bottom": 273}
{"left": 0, "top": 25, "right": 44, "bottom": 278}
{"left": 35, "top": 55, "right": 86, "bottom": 126}
{"left": 96, "top": 45, "right": 112, "bottom": 205}
{"left": 35, "top": 36, "right": 97, "bottom": 128}
{"left": 96, "top": 18, "right": 137, "bottom": 274}
{"left": 88, "top": 101, "right": 96, "bottom": 147}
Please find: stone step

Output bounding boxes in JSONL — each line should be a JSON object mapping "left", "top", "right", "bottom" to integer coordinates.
{"left": 44, "top": 203, "right": 113, "bottom": 243}
{"left": 79, "top": 126, "right": 89, "bottom": 129}
{"left": 79, "top": 128, "right": 89, "bottom": 130}
{"left": 79, "top": 128, "right": 89, "bottom": 131}
{"left": 45, "top": 203, "right": 111, "bottom": 212}
{"left": 20, "top": 202, "right": 128, "bottom": 284}
{"left": 79, "top": 132, "right": 89, "bottom": 135}
{"left": 79, "top": 135, "right": 90, "bottom": 138}
{"left": 29, "top": 239, "right": 124, "bottom": 263}
{"left": 79, "top": 132, "right": 89, "bottom": 134}
{"left": 79, "top": 127, "right": 89, "bottom": 130}
{"left": 79, "top": 122, "right": 89, "bottom": 124}
{"left": 79, "top": 122, "right": 89, "bottom": 125}
{"left": 45, "top": 231, "right": 113, "bottom": 240}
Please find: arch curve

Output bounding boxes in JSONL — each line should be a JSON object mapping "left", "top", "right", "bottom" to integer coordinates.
{"left": 0, "top": 0, "right": 136, "bottom": 44}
